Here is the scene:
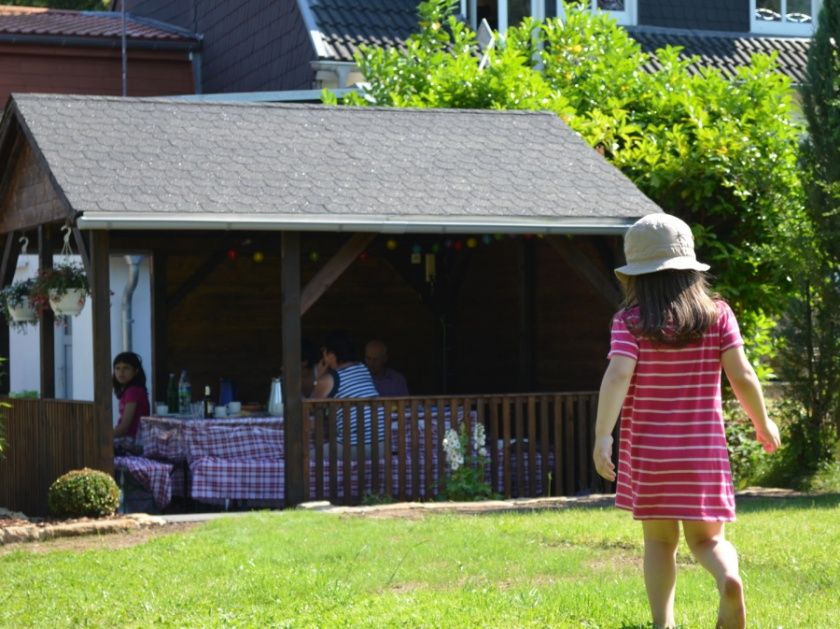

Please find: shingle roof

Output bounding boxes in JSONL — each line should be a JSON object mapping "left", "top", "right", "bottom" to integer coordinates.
{"left": 0, "top": 5, "right": 200, "bottom": 47}
{"left": 302, "top": 1, "right": 809, "bottom": 83}
{"left": 4, "top": 94, "right": 660, "bottom": 233}
{"left": 308, "top": 0, "right": 419, "bottom": 62}
{"left": 627, "top": 27, "right": 811, "bottom": 84}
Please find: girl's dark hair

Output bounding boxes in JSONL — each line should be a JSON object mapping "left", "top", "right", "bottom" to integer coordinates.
{"left": 112, "top": 352, "right": 148, "bottom": 398}
{"left": 620, "top": 270, "right": 719, "bottom": 345}
{"left": 323, "top": 329, "right": 357, "bottom": 363}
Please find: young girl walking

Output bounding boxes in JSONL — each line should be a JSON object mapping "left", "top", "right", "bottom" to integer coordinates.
{"left": 593, "top": 213, "right": 781, "bottom": 629}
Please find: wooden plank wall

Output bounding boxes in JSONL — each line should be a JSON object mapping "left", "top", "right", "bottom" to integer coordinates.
{"left": 302, "top": 391, "right": 608, "bottom": 506}
{"left": 0, "top": 398, "right": 108, "bottom": 517}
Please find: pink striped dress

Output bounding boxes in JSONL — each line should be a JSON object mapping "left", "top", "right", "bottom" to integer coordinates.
{"left": 609, "top": 301, "right": 743, "bottom": 521}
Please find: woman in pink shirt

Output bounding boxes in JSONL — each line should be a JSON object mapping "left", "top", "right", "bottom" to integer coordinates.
{"left": 112, "top": 352, "right": 150, "bottom": 439}
{"left": 593, "top": 214, "right": 780, "bottom": 629}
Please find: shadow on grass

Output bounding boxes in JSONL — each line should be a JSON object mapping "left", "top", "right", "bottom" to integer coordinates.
{"left": 735, "top": 493, "right": 840, "bottom": 513}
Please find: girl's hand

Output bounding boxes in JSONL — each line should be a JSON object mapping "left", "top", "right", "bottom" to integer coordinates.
{"left": 593, "top": 435, "right": 616, "bottom": 482}
{"left": 756, "top": 420, "right": 781, "bottom": 453}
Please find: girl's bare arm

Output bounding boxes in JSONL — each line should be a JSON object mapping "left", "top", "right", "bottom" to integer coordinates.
{"left": 593, "top": 355, "right": 636, "bottom": 481}
{"left": 721, "top": 346, "right": 781, "bottom": 453}
{"left": 114, "top": 401, "right": 136, "bottom": 438}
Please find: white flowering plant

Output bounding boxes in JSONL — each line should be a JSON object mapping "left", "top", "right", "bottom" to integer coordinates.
{"left": 439, "top": 421, "right": 495, "bottom": 501}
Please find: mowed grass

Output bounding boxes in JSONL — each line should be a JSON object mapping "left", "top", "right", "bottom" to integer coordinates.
{"left": 1, "top": 495, "right": 838, "bottom": 628}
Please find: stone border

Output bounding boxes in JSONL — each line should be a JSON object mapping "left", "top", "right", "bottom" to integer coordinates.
{"left": 0, "top": 513, "right": 166, "bottom": 545}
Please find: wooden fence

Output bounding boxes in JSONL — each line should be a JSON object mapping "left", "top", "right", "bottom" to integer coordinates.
{"left": 0, "top": 398, "right": 110, "bottom": 516}
{"left": 302, "top": 392, "right": 604, "bottom": 505}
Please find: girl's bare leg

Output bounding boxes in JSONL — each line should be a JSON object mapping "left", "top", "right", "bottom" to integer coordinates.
{"left": 641, "top": 520, "right": 680, "bottom": 628}
{"left": 682, "top": 521, "right": 746, "bottom": 629}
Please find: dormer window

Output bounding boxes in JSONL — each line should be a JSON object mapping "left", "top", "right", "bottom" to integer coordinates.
{"left": 584, "top": 1, "right": 637, "bottom": 26}
{"left": 461, "top": 1, "right": 561, "bottom": 33}
{"left": 751, "top": 0, "right": 822, "bottom": 36}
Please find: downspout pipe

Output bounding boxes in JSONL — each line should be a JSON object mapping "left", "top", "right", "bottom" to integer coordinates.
{"left": 121, "top": 255, "right": 143, "bottom": 352}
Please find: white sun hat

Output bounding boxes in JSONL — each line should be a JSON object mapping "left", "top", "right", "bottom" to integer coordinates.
{"left": 614, "top": 213, "right": 710, "bottom": 278}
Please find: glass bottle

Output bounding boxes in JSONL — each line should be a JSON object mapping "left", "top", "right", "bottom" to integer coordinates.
{"left": 267, "top": 377, "right": 284, "bottom": 417}
{"left": 166, "top": 373, "right": 179, "bottom": 413}
{"left": 202, "top": 385, "right": 215, "bottom": 419}
{"left": 178, "top": 369, "right": 191, "bottom": 416}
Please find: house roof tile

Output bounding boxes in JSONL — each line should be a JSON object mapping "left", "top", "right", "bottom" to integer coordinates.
{"left": 303, "top": 1, "right": 809, "bottom": 83}
{"left": 0, "top": 5, "right": 200, "bottom": 46}
{"left": 627, "top": 27, "right": 810, "bottom": 83}
{"left": 4, "top": 94, "right": 660, "bottom": 233}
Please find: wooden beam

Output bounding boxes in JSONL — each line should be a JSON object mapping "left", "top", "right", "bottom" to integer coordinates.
{"left": 90, "top": 230, "right": 113, "bottom": 470}
{"left": 282, "top": 231, "right": 304, "bottom": 505}
{"left": 300, "top": 233, "right": 375, "bottom": 315}
{"left": 0, "top": 230, "right": 20, "bottom": 287}
{"left": 71, "top": 226, "right": 91, "bottom": 276}
{"left": 545, "top": 236, "right": 622, "bottom": 310}
{"left": 167, "top": 249, "right": 228, "bottom": 309}
{"left": 38, "top": 224, "right": 54, "bottom": 399}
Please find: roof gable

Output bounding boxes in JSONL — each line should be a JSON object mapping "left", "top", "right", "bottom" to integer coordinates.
{"left": 1, "top": 94, "right": 660, "bottom": 234}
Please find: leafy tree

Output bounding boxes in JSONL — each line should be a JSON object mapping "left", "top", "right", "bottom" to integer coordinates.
{"left": 330, "top": 0, "right": 808, "bottom": 355}
{"left": 778, "top": 0, "right": 840, "bottom": 471}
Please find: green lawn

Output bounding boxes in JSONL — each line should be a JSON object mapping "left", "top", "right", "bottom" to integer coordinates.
{"left": 1, "top": 495, "right": 838, "bottom": 628}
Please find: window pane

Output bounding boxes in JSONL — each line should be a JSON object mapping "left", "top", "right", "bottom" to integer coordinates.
{"left": 597, "top": 0, "right": 626, "bottom": 9}
{"left": 508, "top": 0, "right": 531, "bottom": 25}
{"left": 545, "top": 0, "right": 556, "bottom": 18}
{"left": 787, "top": 0, "right": 812, "bottom": 22}
{"left": 477, "top": 0, "right": 498, "bottom": 30}
{"left": 756, "top": 0, "right": 782, "bottom": 21}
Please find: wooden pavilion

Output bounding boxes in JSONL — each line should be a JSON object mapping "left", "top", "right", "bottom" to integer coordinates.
{"left": 0, "top": 94, "right": 661, "bottom": 515}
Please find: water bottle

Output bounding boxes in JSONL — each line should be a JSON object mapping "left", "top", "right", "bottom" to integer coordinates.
{"left": 267, "top": 377, "right": 284, "bottom": 417}
{"left": 178, "top": 369, "right": 191, "bottom": 415}
{"left": 166, "top": 373, "right": 179, "bottom": 413}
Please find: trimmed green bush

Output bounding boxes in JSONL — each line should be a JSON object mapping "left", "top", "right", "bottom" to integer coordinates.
{"left": 47, "top": 468, "right": 120, "bottom": 519}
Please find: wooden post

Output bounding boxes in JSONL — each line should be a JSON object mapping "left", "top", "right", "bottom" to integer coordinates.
{"left": 90, "top": 230, "right": 113, "bottom": 470}
{"left": 281, "top": 231, "right": 304, "bottom": 505}
{"left": 0, "top": 231, "right": 22, "bottom": 394}
{"left": 151, "top": 249, "right": 168, "bottom": 403}
{"left": 38, "top": 224, "right": 55, "bottom": 398}
{"left": 518, "top": 238, "right": 536, "bottom": 391}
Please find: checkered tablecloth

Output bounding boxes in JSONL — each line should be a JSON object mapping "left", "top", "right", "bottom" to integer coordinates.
{"left": 190, "top": 457, "right": 285, "bottom": 501}
{"left": 114, "top": 455, "right": 184, "bottom": 508}
{"left": 136, "top": 412, "right": 553, "bottom": 505}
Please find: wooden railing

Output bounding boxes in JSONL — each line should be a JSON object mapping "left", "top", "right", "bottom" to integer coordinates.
{"left": 302, "top": 392, "right": 603, "bottom": 505}
{"left": 0, "top": 398, "right": 109, "bottom": 516}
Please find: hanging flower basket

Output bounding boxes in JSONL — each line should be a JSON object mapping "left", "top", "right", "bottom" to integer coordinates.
{"left": 48, "top": 288, "right": 87, "bottom": 316}
{"left": 0, "top": 278, "right": 38, "bottom": 329}
{"left": 8, "top": 302, "right": 37, "bottom": 323}
{"left": 30, "top": 262, "right": 89, "bottom": 318}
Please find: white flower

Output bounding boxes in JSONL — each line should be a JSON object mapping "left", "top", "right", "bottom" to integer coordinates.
{"left": 443, "top": 428, "right": 463, "bottom": 471}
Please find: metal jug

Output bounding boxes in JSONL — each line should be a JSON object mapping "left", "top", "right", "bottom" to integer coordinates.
{"left": 267, "top": 377, "right": 284, "bottom": 417}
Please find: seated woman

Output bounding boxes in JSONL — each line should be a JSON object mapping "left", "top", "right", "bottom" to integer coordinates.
{"left": 112, "top": 352, "right": 150, "bottom": 445}
{"left": 310, "top": 330, "right": 383, "bottom": 453}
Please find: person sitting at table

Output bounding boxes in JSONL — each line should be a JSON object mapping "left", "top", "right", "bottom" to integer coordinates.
{"left": 112, "top": 351, "right": 150, "bottom": 440}
{"left": 310, "top": 330, "right": 383, "bottom": 454}
{"left": 301, "top": 337, "right": 322, "bottom": 398}
{"left": 364, "top": 339, "right": 409, "bottom": 397}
